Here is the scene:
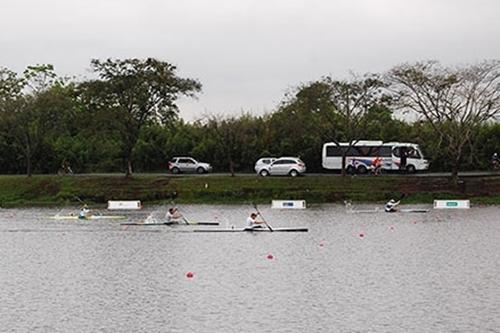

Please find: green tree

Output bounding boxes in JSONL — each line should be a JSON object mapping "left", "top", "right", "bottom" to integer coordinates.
{"left": 0, "top": 67, "right": 24, "bottom": 104}
{"left": 388, "top": 60, "right": 500, "bottom": 181}
{"left": 0, "top": 65, "right": 66, "bottom": 176}
{"left": 78, "top": 58, "right": 202, "bottom": 176}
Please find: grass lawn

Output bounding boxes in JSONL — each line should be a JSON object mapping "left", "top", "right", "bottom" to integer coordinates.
{"left": 0, "top": 174, "right": 499, "bottom": 207}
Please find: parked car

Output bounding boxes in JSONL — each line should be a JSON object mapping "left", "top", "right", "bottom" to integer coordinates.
{"left": 168, "top": 157, "right": 212, "bottom": 174}
{"left": 254, "top": 157, "right": 277, "bottom": 173}
{"left": 256, "top": 157, "right": 306, "bottom": 177}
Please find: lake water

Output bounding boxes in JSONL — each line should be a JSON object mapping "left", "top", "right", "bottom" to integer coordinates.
{"left": 1, "top": 204, "right": 499, "bottom": 333}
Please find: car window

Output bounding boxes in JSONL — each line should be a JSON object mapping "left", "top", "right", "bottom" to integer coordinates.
{"left": 407, "top": 148, "right": 421, "bottom": 159}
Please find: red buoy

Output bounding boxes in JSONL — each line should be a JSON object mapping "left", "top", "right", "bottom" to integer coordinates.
{"left": 186, "top": 272, "right": 194, "bottom": 278}
{"left": 267, "top": 254, "right": 274, "bottom": 260}
{"left": 359, "top": 233, "right": 365, "bottom": 238}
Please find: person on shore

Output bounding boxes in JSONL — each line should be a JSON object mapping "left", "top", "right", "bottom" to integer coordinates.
{"left": 245, "top": 212, "right": 266, "bottom": 230}
{"left": 492, "top": 152, "right": 499, "bottom": 169}
{"left": 371, "top": 157, "right": 383, "bottom": 176}
{"left": 384, "top": 199, "right": 400, "bottom": 213}
{"left": 399, "top": 148, "right": 407, "bottom": 172}
{"left": 166, "top": 207, "right": 184, "bottom": 223}
{"left": 78, "top": 204, "right": 90, "bottom": 219}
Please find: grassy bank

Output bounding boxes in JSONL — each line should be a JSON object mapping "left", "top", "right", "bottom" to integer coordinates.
{"left": 0, "top": 174, "right": 499, "bottom": 207}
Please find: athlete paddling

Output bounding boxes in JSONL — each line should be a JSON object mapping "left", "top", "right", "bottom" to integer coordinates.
{"left": 384, "top": 199, "right": 400, "bottom": 213}
{"left": 245, "top": 212, "right": 266, "bottom": 230}
{"left": 78, "top": 204, "right": 91, "bottom": 219}
{"left": 166, "top": 207, "right": 187, "bottom": 224}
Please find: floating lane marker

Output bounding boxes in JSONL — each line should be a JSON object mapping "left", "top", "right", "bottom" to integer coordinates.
{"left": 108, "top": 200, "right": 142, "bottom": 210}
{"left": 271, "top": 200, "right": 306, "bottom": 209}
{"left": 433, "top": 200, "right": 470, "bottom": 209}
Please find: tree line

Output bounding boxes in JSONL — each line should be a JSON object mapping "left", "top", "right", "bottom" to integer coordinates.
{"left": 0, "top": 59, "right": 499, "bottom": 178}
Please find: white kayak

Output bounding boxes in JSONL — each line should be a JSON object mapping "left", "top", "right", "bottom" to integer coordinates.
{"left": 121, "top": 221, "right": 219, "bottom": 226}
{"left": 188, "top": 227, "right": 308, "bottom": 233}
{"left": 51, "top": 215, "right": 126, "bottom": 220}
{"left": 348, "top": 208, "right": 429, "bottom": 214}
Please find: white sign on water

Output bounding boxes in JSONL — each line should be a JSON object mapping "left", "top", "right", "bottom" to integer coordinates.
{"left": 271, "top": 200, "right": 306, "bottom": 209}
{"left": 433, "top": 200, "right": 470, "bottom": 209}
{"left": 107, "top": 200, "right": 142, "bottom": 210}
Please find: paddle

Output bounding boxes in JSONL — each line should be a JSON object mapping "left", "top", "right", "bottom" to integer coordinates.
{"left": 252, "top": 203, "right": 273, "bottom": 232}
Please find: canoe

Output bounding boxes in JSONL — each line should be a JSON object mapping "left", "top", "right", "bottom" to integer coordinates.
{"left": 51, "top": 215, "right": 126, "bottom": 220}
{"left": 190, "top": 227, "right": 308, "bottom": 233}
{"left": 121, "top": 221, "right": 219, "bottom": 226}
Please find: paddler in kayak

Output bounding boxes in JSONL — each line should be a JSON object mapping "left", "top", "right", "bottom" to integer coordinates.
{"left": 384, "top": 199, "right": 400, "bottom": 213}
{"left": 78, "top": 204, "right": 91, "bottom": 219}
{"left": 166, "top": 207, "right": 186, "bottom": 224}
{"left": 244, "top": 212, "right": 266, "bottom": 230}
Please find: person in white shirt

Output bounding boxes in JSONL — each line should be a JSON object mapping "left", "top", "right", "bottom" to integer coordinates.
{"left": 384, "top": 199, "right": 400, "bottom": 213}
{"left": 245, "top": 213, "right": 266, "bottom": 230}
{"left": 78, "top": 205, "right": 90, "bottom": 219}
{"left": 166, "top": 207, "right": 184, "bottom": 223}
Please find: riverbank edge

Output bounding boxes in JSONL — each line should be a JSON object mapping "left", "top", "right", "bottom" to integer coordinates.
{"left": 0, "top": 174, "right": 499, "bottom": 207}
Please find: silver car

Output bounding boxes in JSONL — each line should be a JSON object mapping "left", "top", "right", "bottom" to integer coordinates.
{"left": 168, "top": 157, "right": 212, "bottom": 174}
{"left": 254, "top": 157, "right": 277, "bottom": 173}
{"left": 257, "top": 157, "right": 306, "bottom": 177}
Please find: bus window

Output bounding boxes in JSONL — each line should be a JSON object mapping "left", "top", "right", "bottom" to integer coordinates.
{"left": 392, "top": 147, "right": 401, "bottom": 157}
{"left": 326, "top": 146, "right": 345, "bottom": 157}
{"left": 379, "top": 147, "right": 392, "bottom": 157}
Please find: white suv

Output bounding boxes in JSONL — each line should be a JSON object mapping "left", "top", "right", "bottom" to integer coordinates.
{"left": 254, "top": 157, "right": 277, "bottom": 173}
{"left": 168, "top": 157, "right": 212, "bottom": 174}
{"left": 257, "top": 157, "right": 306, "bottom": 177}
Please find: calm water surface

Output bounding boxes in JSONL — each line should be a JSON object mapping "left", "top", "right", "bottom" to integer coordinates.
{"left": 0, "top": 204, "right": 499, "bottom": 333}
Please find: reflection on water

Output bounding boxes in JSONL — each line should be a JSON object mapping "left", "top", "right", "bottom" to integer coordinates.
{"left": 1, "top": 204, "right": 499, "bottom": 332}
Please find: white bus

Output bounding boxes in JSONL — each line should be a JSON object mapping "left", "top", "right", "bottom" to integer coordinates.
{"left": 322, "top": 140, "right": 429, "bottom": 173}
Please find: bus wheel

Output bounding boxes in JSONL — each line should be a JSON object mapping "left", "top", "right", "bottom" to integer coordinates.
{"left": 357, "top": 165, "right": 368, "bottom": 174}
{"left": 406, "top": 165, "right": 416, "bottom": 173}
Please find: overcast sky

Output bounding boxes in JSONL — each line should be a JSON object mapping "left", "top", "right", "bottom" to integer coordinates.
{"left": 1, "top": 0, "right": 499, "bottom": 121}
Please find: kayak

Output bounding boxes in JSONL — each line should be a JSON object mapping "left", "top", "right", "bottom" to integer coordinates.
{"left": 189, "top": 227, "right": 308, "bottom": 233}
{"left": 349, "top": 208, "right": 429, "bottom": 214}
{"left": 348, "top": 209, "right": 380, "bottom": 214}
{"left": 121, "top": 221, "right": 219, "bottom": 226}
{"left": 51, "top": 215, "right": 126, "bottom": 220}
{"left": 399, "top": 209, "right": 429, "bottom": 213}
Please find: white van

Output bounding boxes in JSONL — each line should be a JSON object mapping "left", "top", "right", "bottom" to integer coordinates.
{"left": 322, "top": 141, "right": 429, "bottom": 173}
